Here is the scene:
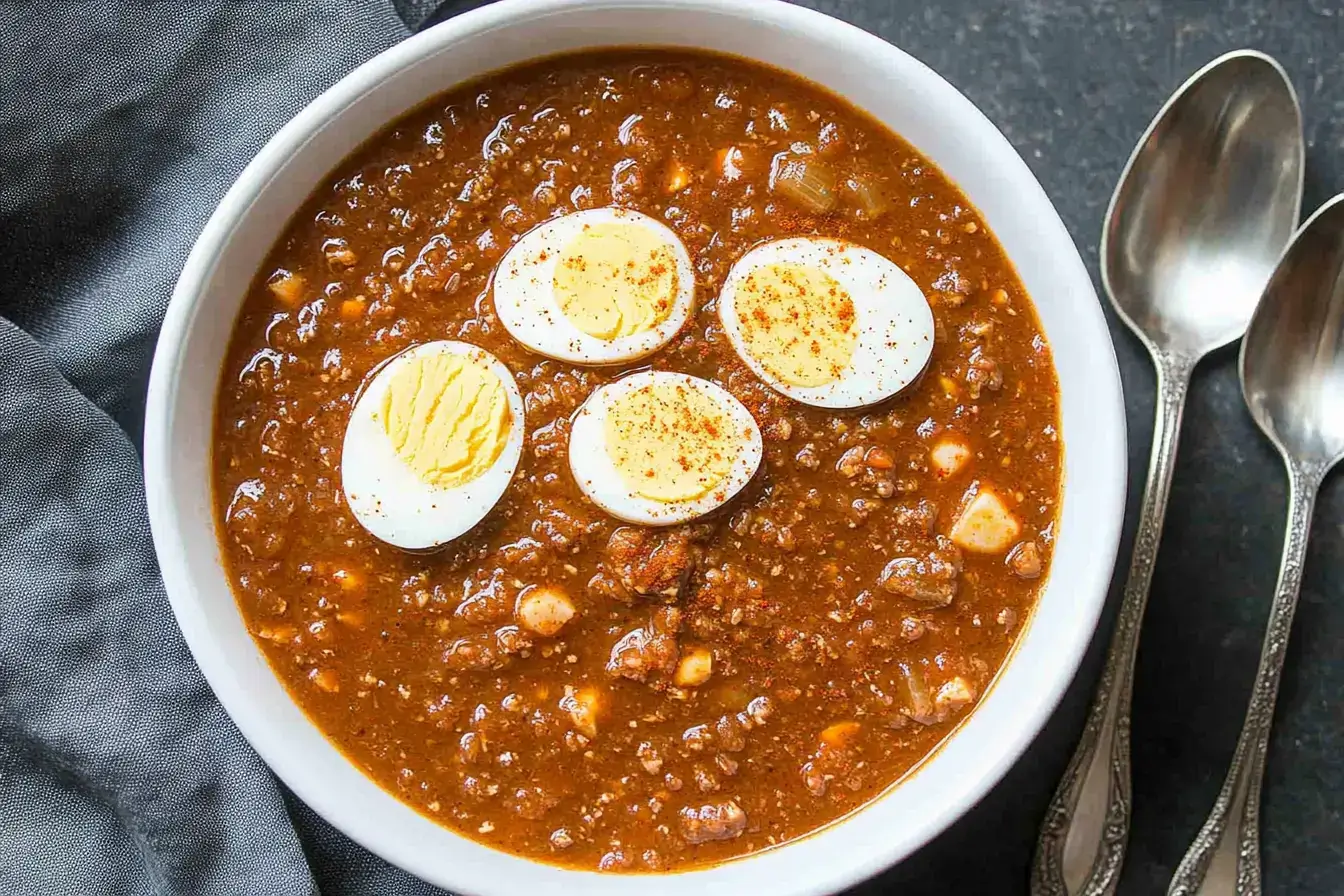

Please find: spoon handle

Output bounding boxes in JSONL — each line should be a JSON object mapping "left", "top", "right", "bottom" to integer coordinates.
{"left": 1167, "top": 463, "right": 1322, "bottom": 896}
{"left": 1032, "top": 355, "right": 1194, "bottom": 896}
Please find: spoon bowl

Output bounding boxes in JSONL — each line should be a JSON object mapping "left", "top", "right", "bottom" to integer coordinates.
{"left": 1034, "top": 49, "right": 1303, "bottom": 896}
{"left": 1102, "top": 51, "right": 1303, "bottom": 358}
{"left": 1168, "top": 196, "right": 1344, "bottom": 894}
{"left": 1241, "top": 193, "right": 1344, "bottom": 468}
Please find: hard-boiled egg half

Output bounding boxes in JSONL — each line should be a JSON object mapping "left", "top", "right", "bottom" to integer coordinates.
{"left": 717, "top": 237, "right": 935, "bottom": 408}
{"left": 569, "top": 371, "right": 762, "bottom": 526}
{"left": 342, "top": 340, "right": 524, "bottom": 550}
{"left": 493, "top": 207, "right": 695, "bottom": 365}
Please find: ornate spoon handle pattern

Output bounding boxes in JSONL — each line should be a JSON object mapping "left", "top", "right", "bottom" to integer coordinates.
{"left": 1167, "top": 462, "right": 1323, "bottom": 896}
{"left": 1032, "top": 354, "right": 1194, "bottom": 896}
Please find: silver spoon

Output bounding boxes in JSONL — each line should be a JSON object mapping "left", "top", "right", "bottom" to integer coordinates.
{"left": 1032, "top": 50, "right": 1302, "bottom": 896}
{"left": 1167, "top": 193, "right": 1344, "bottom": 896}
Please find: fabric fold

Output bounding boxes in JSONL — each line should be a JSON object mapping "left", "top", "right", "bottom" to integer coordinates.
{"left": 0, "top": 2, "right": 461, "bottom": 893}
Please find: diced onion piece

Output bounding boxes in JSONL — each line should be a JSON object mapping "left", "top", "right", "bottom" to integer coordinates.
{"left": 844, "top": 175, "right": 889, "bottom": 219}
{"left": 770, "top": 153, "right": 836, "bottom": 213}
{"left": 897, "top": 662, "right": 935, "bottom": 724}
{"left": 930, "top": 440, "right": 971, "bottom": 479}
{"left": 516, "top": 586, "right": 576, "bottom": 637}
{"left": 949, "top": 484, "right": 1021, "bottom": 553}
{"left": 673, "top": 646, "right": 713, "bottom": 687}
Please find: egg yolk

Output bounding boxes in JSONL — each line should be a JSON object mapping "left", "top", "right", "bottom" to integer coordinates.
{"left": 735, "top": 262, "right": 857, "bottom": 386}
{"left": 379, "top": 352, "right": 511, "bottom": 488}
{"left": 554, "top": 222, "right": 679, "bottom": 339}
{"left": 604, "top": 383, "right": 736, "bottom": 502}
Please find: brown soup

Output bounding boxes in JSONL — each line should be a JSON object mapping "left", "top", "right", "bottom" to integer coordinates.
{"left": 213, "top": 49, "right": 1062, "bottom": 872}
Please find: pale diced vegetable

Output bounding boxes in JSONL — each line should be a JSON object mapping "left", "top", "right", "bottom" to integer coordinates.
{"left": 665, "top": 158, "right": 692, "bottom": 193}
{"left": 560, "top": 684, "right": 601, "bottom": 738}
{"left": 934, "top": 676, "right": 976, "bottom": 715}
{"left": 339, "top": 298, "right": 367, "bottom": 321}
{"left": 949, "top": 484, "right": 1021, "bottom": 553}
{"left": 844, "top": 175, "right": 888, "bottom": 220}
{"left": 897, "top": 662, "right": 935, "bottom": 724}
{"left": 673, "top": 646, "right": 713, "bottom": 687}
{"left": 309, "top": 667, "right": 340, "bottom": 693}
{"left": 818, "top": 720, "right": 860, "bottom": 750}
{"left": 266, "top": 269, "right": 305, "bottom": 307}
{"left": 770, "top": 153, "right": 836, "bottom": 213}
{"left": 516, "top": 586, "right": 576, "bottom": 637}
{"left": 715, "top": 146, "right": 745, "bottom": 182}
{"left": 930, "top": 440, "right": 970, "bottom": 479}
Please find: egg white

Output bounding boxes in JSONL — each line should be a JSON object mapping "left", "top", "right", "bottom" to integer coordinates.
{"left": 342, "top": 340, "right": 525, "bottom": 551}
{"left": 717, "top": 237, "right": 935, "bottom": 409}
{"left": 568, "top": 371, "right": 763, "bottom": 526}
{"left": 493, "top": 207, "right": 695, "bottom": 365}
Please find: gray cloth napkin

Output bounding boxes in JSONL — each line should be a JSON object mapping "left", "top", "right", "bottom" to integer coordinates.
{"left": 0, "top": 2, "right": 459, "bottom": 894}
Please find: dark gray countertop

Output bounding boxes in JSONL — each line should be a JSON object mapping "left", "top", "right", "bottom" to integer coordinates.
{"left": 773, "top": 1, "right": 1344, "bottom": 893}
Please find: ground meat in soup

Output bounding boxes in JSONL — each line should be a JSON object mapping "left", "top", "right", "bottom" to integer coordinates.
{"left": 213, "top": 49, "right": 1062, "bottom": 871}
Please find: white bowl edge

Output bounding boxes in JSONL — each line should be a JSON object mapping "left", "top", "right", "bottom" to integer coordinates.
{"left": 143, "top": 1, "right": 1128, "bottom": 894}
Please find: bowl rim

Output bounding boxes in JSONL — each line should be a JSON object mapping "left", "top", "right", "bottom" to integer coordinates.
{"left": 144, "top": 0, "right": 1127, "bottom": 893}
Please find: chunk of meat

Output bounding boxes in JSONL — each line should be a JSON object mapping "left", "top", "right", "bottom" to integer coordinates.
{"left": 443, "top": 626, "right": 533, "bottom": 672}
{"left": 606, "top": 607, "right": 682, "bottom": 684}
{"left": 443, "top": 633, "right": 505, "bottom": 672}
{"left": 892, "top": 499, "right": 937, "bottom": 535}
{"left": 949, "top": 484, "right": 1021, "bottom": 553}
{"left": 1007, "top": 541, "right": 1043, "bottom": 578}
{"left": 802, "top": 721, "right": 863, "bottom": 796}
{"left": 878, "top": 535, "right": 962, "bottom": 606}
{"left": 679, "top": 800, "right": 747, "bottom": 844}
{"left": 963, "top": 346, "right": 1003, "bottom": 399}
{"left": 605, "top": 526, "right": 701, "bottom": 598}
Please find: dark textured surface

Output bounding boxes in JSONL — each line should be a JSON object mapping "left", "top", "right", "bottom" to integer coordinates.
{"left": 3, "top": 1, "right": 1341, "bottom": 894}
{"left": 764, "top": 2, "right": 1344, "bottom": 894}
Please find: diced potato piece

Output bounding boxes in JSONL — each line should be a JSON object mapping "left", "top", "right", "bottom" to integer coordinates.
{"left": 930, "top": 440, "right": 970, "bottom": 479}
{"left": 339, "top": 298, "right": 367, "bottom": 321}
{"left": 934, "top": 676, "right": 976, "bottom": 715}
{"left": 665, "top": 158, "right": 692, "bottom": 193}
{"left": 819, "top": 720, "right": 861, "bottom": 750}
{"left": 561, "top": 685, "right": 601, "bottom": 738}
{"left": 516, "top": 586, "right": 576, "bottom": 637}
{"left": 673, "top": 646, "right": 713, "bottom": 687}
{"left": 266, "top": 269, "right": 305, "bottom": 307}
{"left": 949, "top": 484, "right": 1021, "bottom": 554}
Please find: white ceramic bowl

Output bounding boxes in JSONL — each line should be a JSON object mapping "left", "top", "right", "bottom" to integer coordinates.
{"left": 144, "top": 1, "right": 1127, "bottom": 893}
